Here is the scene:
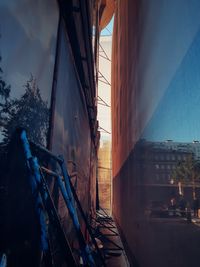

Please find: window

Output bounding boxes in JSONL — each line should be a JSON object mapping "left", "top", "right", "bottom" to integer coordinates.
{"left": 155, "top": 164, "right": 159, "bottom": 169}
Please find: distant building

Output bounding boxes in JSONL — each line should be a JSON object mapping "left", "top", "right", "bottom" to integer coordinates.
{"left": 98, "top": 139, "right": 112, "bottom": 210}
{"left": 138, "top": 140, "right": 200, "bottom": 185}
{"left": 97, "top": 35, "right": 112, "bottom": 211}
{"left": 136, "top": 139, "right": 200, "bottom": 205}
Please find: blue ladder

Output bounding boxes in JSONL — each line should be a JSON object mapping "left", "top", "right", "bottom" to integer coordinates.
{"left": 19, "top": 129, "right": 106, "bottom": 266}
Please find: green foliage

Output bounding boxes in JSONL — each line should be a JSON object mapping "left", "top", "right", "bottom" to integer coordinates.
{"left": 0, "top": 56, "right": 11, "bottom": 129}
{"left": 172, "top": 155, "right": 200, "bottom": 185}
{"left": 0, "top": 54, "right": 49, "bottom": 146}
{"left": 1, "top": 75, "right": 49, "bottom": 146}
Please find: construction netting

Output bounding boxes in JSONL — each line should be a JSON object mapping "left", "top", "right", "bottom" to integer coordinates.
{"left": 0, "top": 0, "right": 59, "bottom": 147}
{"left": 51, "top": 20, "right": 96, "bottom": 235}
{"left": 112, "top": 1, "right": 200, "bottom": 266}
{"left": 0, "top": 1, "right": 98, "bottom": 265}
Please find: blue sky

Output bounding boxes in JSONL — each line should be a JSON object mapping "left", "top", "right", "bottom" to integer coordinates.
{"left": 101, "top": 16, "right": 114, "bottom": 36}
{"left": 142, "top": 27, "right": 200, "bottom": 142}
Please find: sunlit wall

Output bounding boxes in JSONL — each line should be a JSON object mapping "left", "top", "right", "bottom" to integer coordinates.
{"left": 97, "top": 35, "right": 112, "bottom": 210}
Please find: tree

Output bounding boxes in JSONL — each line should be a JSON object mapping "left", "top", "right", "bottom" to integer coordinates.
{"left": 172, "top": 155, "right": 200, "bottom": 198}
{"left": 0, "top": 56, "right": 11, "bottom": 130}
{"left": 0, "top": 52, "right": 49, "bottom": 147}
{"left": 2, "top": 75, "right": 50, "bottom": 146}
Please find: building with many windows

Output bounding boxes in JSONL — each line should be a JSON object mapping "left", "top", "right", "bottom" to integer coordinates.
{"left": 140, "top": 140, "right": 200, "bottom": 185}
{"left": 134, "top": 140, "right": 200, "bottom": 206}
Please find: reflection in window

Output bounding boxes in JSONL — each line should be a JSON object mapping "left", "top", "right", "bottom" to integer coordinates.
{"left": 155, "top": 164, "right": 159, "bottom": 169}
{"left": 1, "top": 76, "right": 50, "bottom": 145}
{"left": 0, "top": 0, "right": 59, "bottom": 146}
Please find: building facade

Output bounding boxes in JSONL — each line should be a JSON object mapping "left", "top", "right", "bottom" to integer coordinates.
{"left": 136, "top": 140, "right": 200, "bottom": 209}
{"left": 140, "top": 140, "right": 200, "bottom": 185}
{"left": 112, "top": 1, "right": 200, "bottom": 267}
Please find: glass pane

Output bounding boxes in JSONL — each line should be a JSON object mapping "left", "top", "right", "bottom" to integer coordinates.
{"left": 112, "top": 1, "right": 200, "bottom": 266}
{"left": 0, "top": 0, "right": 59, "bottom": 146}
